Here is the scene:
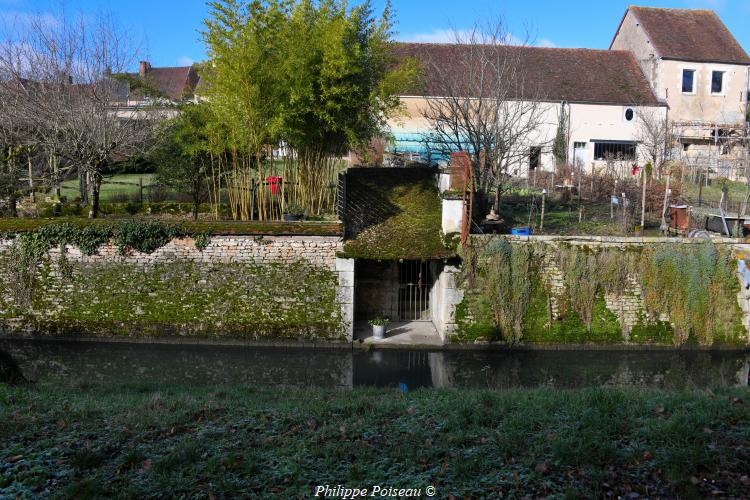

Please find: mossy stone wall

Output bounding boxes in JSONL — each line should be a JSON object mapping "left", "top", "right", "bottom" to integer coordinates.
{"left": 0, "top": 236, "right": 350, "bottom": 341}
{"left": 455, "top": 236, "right": 750, "bottom": 346}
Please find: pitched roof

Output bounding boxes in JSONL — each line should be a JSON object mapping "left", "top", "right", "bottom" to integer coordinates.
{"left": 616, "top": 7, "right": 750, "bottom": 64}
{"left": 392, "top": 43, "right": 663, "bottom": 106}
{"left": 125, "top": 65, "right": 199, "bottom": 101}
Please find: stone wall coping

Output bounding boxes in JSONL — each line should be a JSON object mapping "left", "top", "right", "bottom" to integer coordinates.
{"left": 492, "top": 235, "right": 744, "bottom": 244}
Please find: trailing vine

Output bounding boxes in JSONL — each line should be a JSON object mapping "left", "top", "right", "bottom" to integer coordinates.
{"left": 556, "top": 245, "right": 600, "bottom": 331}
{"left": 1, "top": 221, "right": 212, "bottom": 308}
{"left": 457, "top": 237, "right": 745, "bottom": 346}
{"left": 459, "top": 238, "right": 536, "bottom": 343}
{"left": 641, "top": 241, "right": 739, "bottom": 345}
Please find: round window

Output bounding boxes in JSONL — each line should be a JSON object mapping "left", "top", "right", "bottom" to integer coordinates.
{"left": 625, "top": 108, "right": 634, "bottom": 121}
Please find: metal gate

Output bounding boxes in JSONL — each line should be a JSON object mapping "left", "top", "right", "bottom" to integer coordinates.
{"left": 398, "top": 260, "right": 432, "bottom": 321}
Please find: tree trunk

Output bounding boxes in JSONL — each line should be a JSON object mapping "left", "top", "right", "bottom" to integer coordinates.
{"left": 8, "top": 194, "right": 17, "bottom": 218}
{"left": 88, "top": 174, "right": 102, "bottom": 218}
{"left": 79, "top": 168, "right": 87, "bottom": 202}
{"left": 192, "top": 195, "right": 199, "bottom": 221}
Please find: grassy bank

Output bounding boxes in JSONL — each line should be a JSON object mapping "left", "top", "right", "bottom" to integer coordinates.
{"left": 2, "top": 382, "right": 749, "bottom": 498}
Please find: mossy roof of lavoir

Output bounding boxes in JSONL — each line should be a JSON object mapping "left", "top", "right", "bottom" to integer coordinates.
{"left": 341, "top": 167, "right": 456, "bottom": 260}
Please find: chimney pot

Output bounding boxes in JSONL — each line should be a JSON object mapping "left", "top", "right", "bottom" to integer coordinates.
{"left": 139, "top": 60, "right": 151, "bottom": 78}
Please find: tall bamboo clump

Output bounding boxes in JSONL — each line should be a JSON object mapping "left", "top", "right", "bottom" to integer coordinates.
{"left": 283, "top": 151, "right": 344, "bottom": 216}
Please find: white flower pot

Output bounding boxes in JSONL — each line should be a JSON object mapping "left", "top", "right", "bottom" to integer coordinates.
{"left": 372, "top": 324, "right": 386, "bottom": 339}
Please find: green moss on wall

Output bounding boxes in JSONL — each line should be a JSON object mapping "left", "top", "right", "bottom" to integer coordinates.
{"left": 630, "top": 319, "right": 674, "bottom": 344}
{"left": 455, "top": 237, "right": 748, "bottom": 346}
{"left": 0, "top": 257, "right": 345, "bottom": 340}
{"left": 523, "top": 284, "right": 622, "bottom": 344}
{"left": 453, "top": 293, "right": 499, "bottom": 342}
{"left": 0, "top": 217, "right": 342, "bottom": 236}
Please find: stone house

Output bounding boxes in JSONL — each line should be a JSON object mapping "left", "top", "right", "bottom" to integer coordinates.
{"left": 610, "top": 6, "right": 750, "bottom": 179}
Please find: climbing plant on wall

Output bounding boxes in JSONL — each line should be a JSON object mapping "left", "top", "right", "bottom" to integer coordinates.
{"left": 458, "top": 238, "right": 537, "bottom": 343}
{"left": 641, "top": 241, "right": 741, "bottom": 345}
{"left": 1, "top": 221, "right": 212, "bottom": 308}
{"left": 456, "top": 237, "right": 745, "bottom": 346}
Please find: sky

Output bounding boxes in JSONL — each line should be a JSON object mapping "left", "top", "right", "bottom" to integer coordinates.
{"left": 2, "top": 0, "right": 750, "bottom": 69}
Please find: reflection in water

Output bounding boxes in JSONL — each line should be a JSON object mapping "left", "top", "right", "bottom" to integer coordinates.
{"left": 1, "top": 339, "right": 748, "bottom": 390}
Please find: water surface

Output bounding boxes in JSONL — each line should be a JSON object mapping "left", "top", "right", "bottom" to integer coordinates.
{"left": 2, "top": 339, "right": 748, "bottom": 390}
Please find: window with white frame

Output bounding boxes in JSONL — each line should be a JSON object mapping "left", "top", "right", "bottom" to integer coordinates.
{"left": 682, "top": 69, "right": 695, "bottom": 93}
{"left": 711, "top": 70, "right": 725, "bottom": 94}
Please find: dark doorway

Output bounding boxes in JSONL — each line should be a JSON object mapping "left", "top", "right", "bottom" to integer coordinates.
{"left": 398, "top": 260, "right": 432, "bottom": 321}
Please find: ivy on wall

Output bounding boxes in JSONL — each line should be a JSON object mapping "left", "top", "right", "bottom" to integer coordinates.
{"left": 0, "top": 222, "right": 345, "bottom": 339}
{"left": 0, "top": 259, "right": 344, "bottom": 340}
{"left": 456, "top": 238, "right": 746, "bottom": 346}
{"left": 1, "top": 221, "right": 211, "bottom": 309}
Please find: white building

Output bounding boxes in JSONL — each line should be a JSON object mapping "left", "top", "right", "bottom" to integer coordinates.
{"left": 386, "top": 43, "right": 667, "bottom": 176}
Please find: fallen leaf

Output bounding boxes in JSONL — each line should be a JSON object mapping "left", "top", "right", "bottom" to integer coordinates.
{"left": 535, "top": 463, "right": 549, "bottom": 475}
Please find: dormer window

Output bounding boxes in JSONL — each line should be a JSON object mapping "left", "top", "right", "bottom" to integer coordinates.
{"left": 711, "top": 71, "right": 724, "bottom": 94}
{"left": 682, "top": 69, "right": 695, "bottom": 93}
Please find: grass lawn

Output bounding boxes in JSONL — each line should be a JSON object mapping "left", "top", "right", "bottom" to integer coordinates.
{"left": 2, "top": 381, "right": 749, "bottom": 498}
{"left": 60, "top": 174, "right": 157, "bottom": 202}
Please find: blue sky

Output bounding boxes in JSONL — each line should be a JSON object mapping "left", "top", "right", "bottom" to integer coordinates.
{"left": 2, "top": 0, "right": 750, "bottom": 68}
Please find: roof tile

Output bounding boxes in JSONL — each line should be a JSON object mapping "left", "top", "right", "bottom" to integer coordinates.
{"left": 393, "top": 43, "right": 662, "bottom": 106}
{"left": 628, "top": 7, "right": 750, "bottom": 64}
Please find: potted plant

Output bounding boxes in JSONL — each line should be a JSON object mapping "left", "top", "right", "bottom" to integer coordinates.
{"left": 283, "top": 203, "right": 305, "bottom": 221}
{"left": 368, "top": 315, "right": 389, "bottom": 340}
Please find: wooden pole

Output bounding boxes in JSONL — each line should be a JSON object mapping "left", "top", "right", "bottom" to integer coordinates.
{"left": 540, "top": 190, "right": 546, "bottom": 232}
{"left": 640, "top": 168, "right": 647, "bottom": 235}
{"left": 660, "top": 173, "right": 671, "bottom": 234}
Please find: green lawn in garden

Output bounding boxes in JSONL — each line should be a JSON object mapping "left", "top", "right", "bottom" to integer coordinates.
{"left": 60, "top": 174, "right": 157, "bottom": 202}
{"left": 681, "top": 178, "right": 748, "bottom": 207}
{"left": 2, "top": 381, "right": 749, "bottom": 498}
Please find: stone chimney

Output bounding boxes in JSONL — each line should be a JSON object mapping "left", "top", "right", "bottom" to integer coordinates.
{"left": 139, "top": 60, "right": 151, "bottom": 78}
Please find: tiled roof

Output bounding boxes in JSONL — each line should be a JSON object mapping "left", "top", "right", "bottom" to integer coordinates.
{"left": 618, "top": 7, "right": 750, "bottom": 64}
{"left": 126, "top": 65, "right": 199, "bottom": 101}
{"left": 392, "top": 43, "right": 663, "bottom": 106}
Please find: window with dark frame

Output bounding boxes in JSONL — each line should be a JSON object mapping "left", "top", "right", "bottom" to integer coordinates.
{"left": 593, "top": 141, "right": 636, "bottom": 161}
{"left": 529, "top": 146, "right": 542, "bottom": 170}
{"left": 711, "top": 71, "right": 724, "bottom": 94}
{"left": 682, "top": 69, "right": 695, "bottom": 93}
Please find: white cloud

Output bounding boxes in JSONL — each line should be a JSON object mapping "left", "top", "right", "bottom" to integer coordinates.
{"left": 177, "top": 55, "right": 194, "bottom": 66}
{"left": 536, "top": 38, "right": 556, "bottom": 48}
{"left": 396, "top": 29, "right": 556, "bottom": 48}
{"left": 396, "top": 29, "right": 473, "bottom": 44}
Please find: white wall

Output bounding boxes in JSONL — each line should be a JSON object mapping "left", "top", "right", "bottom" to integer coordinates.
{"left": 442, "top": 198, "right": 465, "bottom": 234}
{"left": 387, "top": 97, "right": 667, "bottom": 176}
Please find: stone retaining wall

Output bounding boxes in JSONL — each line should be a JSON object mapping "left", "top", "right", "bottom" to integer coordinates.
{"left": 0, "top": 235, "right": 355, "bottom": 341}
{"left": 455, "top": 235, "right": 750, "bottom": 345}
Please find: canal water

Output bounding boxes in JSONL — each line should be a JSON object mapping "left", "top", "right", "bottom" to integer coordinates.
{"left": 2, "top": 339, "right": 748, "bottom": 390}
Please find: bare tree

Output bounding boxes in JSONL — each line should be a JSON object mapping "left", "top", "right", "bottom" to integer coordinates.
{"left": 0, "top": 10, "right": 153, "bottom": 217}
{"left": 635, "top": 107, "right": 673, "bottom": 179}
{"left": 417, "top": 20, "right": 551, "bottom": 216}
